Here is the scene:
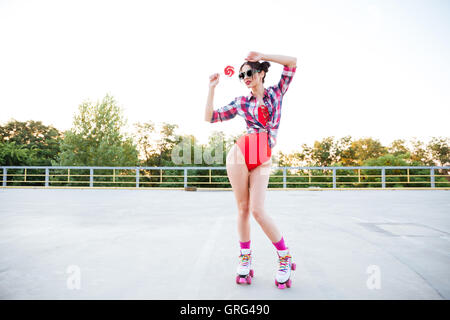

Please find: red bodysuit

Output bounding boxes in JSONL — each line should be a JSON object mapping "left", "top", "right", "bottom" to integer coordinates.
{"left": 236, "top": 104, "right": 272, "bottom": 171}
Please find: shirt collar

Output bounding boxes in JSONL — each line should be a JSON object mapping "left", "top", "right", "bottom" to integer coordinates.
{"left": 249, "top": 87, "right": 269, "bottom": 100}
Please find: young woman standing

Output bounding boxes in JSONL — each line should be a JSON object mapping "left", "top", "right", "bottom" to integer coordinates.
{"left": 204, "top": 51, "right": 297, "bottom": 289}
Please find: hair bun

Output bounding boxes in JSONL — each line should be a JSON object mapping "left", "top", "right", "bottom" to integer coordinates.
{"left": 259, "top": 61, "right": 271, "bottom": 72}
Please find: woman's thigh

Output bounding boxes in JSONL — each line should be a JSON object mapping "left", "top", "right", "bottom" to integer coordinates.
{"left": 226, "top": 144, "right": 250, "bottom": 206}
{"left": 248, "top": 158, "right": 272, "bottom": 211}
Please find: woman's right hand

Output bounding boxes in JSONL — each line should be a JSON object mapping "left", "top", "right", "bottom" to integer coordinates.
{"left": 209, "top": 73, "right": 219, "bottom": 88}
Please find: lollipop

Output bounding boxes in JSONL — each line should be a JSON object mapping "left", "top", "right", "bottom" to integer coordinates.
{"left": 224, "top": 65, "right": 234, "bottom": 77}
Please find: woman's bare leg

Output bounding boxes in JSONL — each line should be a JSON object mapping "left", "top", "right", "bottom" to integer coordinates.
{"left": 226, "top": 144, "right": 251, "bottom": 242}
{"left": 248, "top": 158, "right": 282, "bottom": 243}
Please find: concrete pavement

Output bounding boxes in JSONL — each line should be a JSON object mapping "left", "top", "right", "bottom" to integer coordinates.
{"left": 0, "top": 189, "right": 449, "bottom": 299}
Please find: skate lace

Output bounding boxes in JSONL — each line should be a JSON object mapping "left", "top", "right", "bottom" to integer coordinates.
{"left": 239, "top": 253, "right": 251, "bottom": 267}
{"left": 278, "top": 255, "right": 291, "bottom": 273}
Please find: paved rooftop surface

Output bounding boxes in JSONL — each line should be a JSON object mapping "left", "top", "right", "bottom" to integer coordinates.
{"left": 0, "top": 188, "right": 449, "bottom": 299}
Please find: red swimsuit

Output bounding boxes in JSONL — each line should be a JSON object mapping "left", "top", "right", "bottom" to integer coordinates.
{"left": 236, "top": 104, "right": 272, "bottom": 171}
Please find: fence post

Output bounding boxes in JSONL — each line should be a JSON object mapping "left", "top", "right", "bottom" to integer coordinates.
{"left": 90, "top": 168, "right": 94, "bottom": 187}
{"left": 332, "top": 168, "right": 336, "bottom": 188}
{"left": 2, "top": 168, "right": 6, "bottom": 187}
{"left": 136, "top": 168, "right": 140, "bottom": 188}
{"left": 45, "top": 168, "right": 49, "bottom": 187}
{"left": 184, "top": 168, "right": 188, "bottom": 188}
{"left": 381, "top": 168, "right": 386, "bottom": 188}
{"left": 283, "top": 168, "right": 286, "bottom": 189}
{"left": 430, "top": 168, "right": 435, "bottom": 188}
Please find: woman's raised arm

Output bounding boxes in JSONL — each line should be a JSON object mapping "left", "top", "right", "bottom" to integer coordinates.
{"left": 245, "top": 51, "right": 297, "bottom": 68}
{"left": 204, "top": 73, "right": 219, "bottom": 122}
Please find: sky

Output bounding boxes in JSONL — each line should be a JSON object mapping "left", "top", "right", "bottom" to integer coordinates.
{"left": 0, "top": 0, "right": 449, "bottom": 153}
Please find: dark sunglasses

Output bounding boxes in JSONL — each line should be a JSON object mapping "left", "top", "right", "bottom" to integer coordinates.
{"left": 238, "top": 69, "right": 260, "bottom": 80}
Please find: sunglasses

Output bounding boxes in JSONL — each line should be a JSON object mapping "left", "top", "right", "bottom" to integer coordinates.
{"left": 238, "top": 69, "right": 260, "bottom": 80}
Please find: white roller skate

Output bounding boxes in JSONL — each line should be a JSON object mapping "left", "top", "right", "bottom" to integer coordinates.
{"left": 235, "top": 249, "right": 254, "bottom": 285}
{"left": 274, "top": 249, "right": 296, "bottom": 289}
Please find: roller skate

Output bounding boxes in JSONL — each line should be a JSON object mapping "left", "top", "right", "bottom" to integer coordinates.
{"left": 235, "top": 249, "right": 254, "bottom": 285}
{"left": 274, "top": 249, "right": 296, "bottom": 289}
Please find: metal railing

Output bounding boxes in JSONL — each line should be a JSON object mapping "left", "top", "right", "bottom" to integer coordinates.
{"left": 1, "top": 166, "right": 449, "bottom": 190}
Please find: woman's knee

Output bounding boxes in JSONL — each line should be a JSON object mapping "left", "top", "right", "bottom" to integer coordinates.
{"left": 237, "top": 201, "right": 250, "bottom": 217}
{"left": 251, "top": 206, "right": 266, "bottom": 223}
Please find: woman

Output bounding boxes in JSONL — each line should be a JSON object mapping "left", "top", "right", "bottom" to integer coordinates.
{"left": 204, "top": 51, "right": 297, "bottom": 289}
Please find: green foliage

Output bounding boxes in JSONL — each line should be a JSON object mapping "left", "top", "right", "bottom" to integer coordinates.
{"left": 363, "top": 153, "right": 410, "bottom": 166}
{"left": 427, "top": 137, "right": 450, "bottom": 166}
{"left": 55, "top": 94, "right": 139, "bottom": 167}
{"left": 0, "top": 120, "right": 62, "bottom": 165}
{"left": 0, "top": 141, "right": 37, "bottom": 166}
{"left": 273, "top": 137, "right": 449, "bottom": 189}
{"left": 388, "top": 139, "right": 409, "bottom": 156}
{"left": 133, "top": 121, "right": 157, "bottom": 165}
{"left": 133, "top": 122, "right": 180, "bottom": 167}
{"left": 338, "top": 137, "right": 387, "bottom": 166}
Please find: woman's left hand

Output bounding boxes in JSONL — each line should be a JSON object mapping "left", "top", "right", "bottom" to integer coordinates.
{"left": 245, "top": 51, "right": 264, "bottom": 62}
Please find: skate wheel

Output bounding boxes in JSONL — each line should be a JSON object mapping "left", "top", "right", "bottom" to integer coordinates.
{"left": 236, "top": 275, "right": 241, "bottom": 284}
{"left": 239, "top": 277, "right": 247, "bottom": 284}
{"left": 286, "top": 279, "right": 292, "bottom": 288}
{"left": 246, "top": 276, "right": 252, "bottom": 285}
{"left": 249, "top": 269, "right": 254, "bottom": 277}
{"left": 277, "top": 283, "right": 286, "bottom": 289}
{"left": 291, "top": 263, "right": 296, "bottom": 271}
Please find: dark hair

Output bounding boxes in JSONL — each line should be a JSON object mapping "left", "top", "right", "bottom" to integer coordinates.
{"left": 239, "top": 61, "right": 271, "bottom": 83}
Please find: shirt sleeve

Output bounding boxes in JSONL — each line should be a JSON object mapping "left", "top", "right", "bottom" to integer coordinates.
{"left": 210, "top": 96, "right": 242, "bottom": 123}
{"left": 274, "top": 65, "right": 297, "bottom": 96}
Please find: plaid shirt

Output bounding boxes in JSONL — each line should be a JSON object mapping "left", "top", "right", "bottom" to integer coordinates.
{"left": 210, "top": 65, "right": 297, "bottom": 149}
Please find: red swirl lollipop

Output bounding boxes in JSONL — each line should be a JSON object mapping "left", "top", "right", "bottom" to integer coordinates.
{"left": 224, "top": 65, "right": 234, "bottom": 77}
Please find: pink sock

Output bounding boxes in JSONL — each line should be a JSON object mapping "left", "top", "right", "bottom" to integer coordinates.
{"left": 239, "top": 240, "right": 251, "bottom": 249}
{"left": 272, "top": 237, "right": 287, "bottom": 250}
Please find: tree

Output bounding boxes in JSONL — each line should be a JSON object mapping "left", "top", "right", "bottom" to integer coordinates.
{"left": 133, "top": 121, "right": 158, "bottom": 165}
{"left": 334, "top": 135, "right": 354, "bottom": 165}
{"left": 426, "top": 136, "right": 450, "bottom": 180}
{"left": 310, "top": 136, "right": 338, "bottom": 167}
{"left": 276, "top": 150, "right": 306, "bottom": 167}
{"left": 0, "top": 141, "right": 37, "bottom": 166}
{"left": 300, "top": 136, "right": 353, "bottom": 167}
{"left": 364, "top": 153, "right": 410, "bottom": 167}
{"left": 0, "top": 120, "right": 62, "bottom": 165}
{"left": 427, "top": 137, "right": 450, "bottom": 167}
{"left": 154, "top": 122, "right": 179, "bottom": 167}
{"left": 409, "top": 138, "right": 433, "bottom": 165}
{"left": 341, "top": 138, "right": 387, "bottom": 166}
{"left": 205, "top": 130, "right": 227, "bottom": 166}
{"left": 388, "top": 139, "right": 410, "bottom": 157}
{"left": 55, "top": 94, "right": 139, "bottom": 166}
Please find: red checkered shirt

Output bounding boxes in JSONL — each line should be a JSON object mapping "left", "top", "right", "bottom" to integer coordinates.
{"left": 210, "top": 65, "right": 296, "bottom": 149}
